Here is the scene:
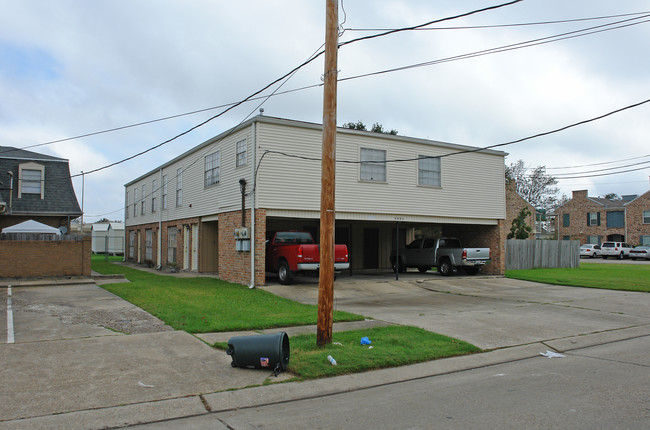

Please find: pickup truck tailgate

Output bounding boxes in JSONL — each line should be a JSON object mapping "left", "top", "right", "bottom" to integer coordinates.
{"left": 464, "top": 248, "right": 490, "bottom": 261}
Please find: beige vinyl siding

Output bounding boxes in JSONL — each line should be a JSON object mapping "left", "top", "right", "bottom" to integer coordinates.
{"left": 125, "top": 128, "right": 254, "bottom": 228}
{"left": 256, "top": 122, "right": 505, "bottom": 221}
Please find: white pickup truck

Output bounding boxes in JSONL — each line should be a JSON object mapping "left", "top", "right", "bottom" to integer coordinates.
{"left": 390, "top": 237, "right": 491, "bottom": 276}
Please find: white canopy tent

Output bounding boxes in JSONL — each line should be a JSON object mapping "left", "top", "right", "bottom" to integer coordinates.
{"left": 1, "top": 220, "right": 62, "bottom": 239}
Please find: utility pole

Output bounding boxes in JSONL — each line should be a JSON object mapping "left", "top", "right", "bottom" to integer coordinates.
{"left": 317, "top": 0, "right": 338, "bottom": 347}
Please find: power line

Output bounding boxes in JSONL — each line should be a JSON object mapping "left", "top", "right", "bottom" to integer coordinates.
{"left": 344, "top": 10, "right": 650, "bottom": 32}
{"left": 547, "top": 154, "right": 650, "bottom": 170}
{"left": 16, "top": 0, "right": 522, "bottom": 157}
{"left": 259, "top": 97, "right": 650, "bottom": 166}
{"left": 338, "top": 14, "right": 650, "bottom": 83}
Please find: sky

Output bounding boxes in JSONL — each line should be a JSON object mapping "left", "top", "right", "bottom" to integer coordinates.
{"left": 1, "top": 0, "right": 649, "bottom": 222}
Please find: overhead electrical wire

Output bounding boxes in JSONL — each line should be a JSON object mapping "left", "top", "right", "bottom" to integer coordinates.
{"left": 36, "top": 0, "right": 524, "bottom": 180}
{"left": 344, "top": 10, "right": 650, "bottom": 32}
{"left": 546, "top": 154, "right": 650, "bottom": 170}
{"left": 14, "top": 4, "right": 646, "bottom": 157}
{"left": 258, "top": 97, "right": 650, "bottom": 168}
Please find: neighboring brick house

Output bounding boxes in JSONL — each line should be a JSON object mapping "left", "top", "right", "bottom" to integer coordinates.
{"left": 555, "top": 189, "right": 650, "bottom": 245}
{"left": 0, "top": 146, "right": 82, "bottom": 232}
{"left": 505, "top": 179, "right": 535, "bottom": 239}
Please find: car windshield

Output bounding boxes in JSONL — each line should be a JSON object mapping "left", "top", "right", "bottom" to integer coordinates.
{"left": 274, "top": 232, "right": 314, "bottom": 244}
{"left": 601, "top": 243, "right": 616, "bottom": 248}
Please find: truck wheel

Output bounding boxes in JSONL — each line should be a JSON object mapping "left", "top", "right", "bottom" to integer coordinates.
{"left": 418, "top": 266, "right": 429, "bottom": 273}
{"left": 278, "top": 261, "right": 293, "bottom": 285}
{"left": 439, "top": 259, "right": 452, "bottom": 276}
{"left": 618, "top": 252, "right": 624, "bottom": 260}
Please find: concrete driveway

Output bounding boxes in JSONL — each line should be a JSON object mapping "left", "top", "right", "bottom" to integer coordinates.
{"left": 262, "top": 273, "right": 650, "bottom": 350}
{"left": 0, "top": 281, "right": 282, "bottom": 426}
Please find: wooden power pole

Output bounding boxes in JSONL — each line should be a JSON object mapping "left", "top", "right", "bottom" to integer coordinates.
{"left": 317, "top": 0, "right": 339, "bottom": 347}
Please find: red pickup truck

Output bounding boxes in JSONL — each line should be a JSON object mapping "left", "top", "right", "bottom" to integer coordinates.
{"left": 266, "top": 231, "right": 349, "bottom": 284}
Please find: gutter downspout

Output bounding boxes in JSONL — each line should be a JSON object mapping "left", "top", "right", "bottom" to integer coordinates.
{"left": 249, "top": 121, "right": 257, "bottom": 289}
{"left": 123, "top": 185, "right": 127, "bottom": 262}
{"left": 7, "top": 171, "right": 13, "bottom": 213}
{"left": 157, "top": 168, "right": 163, "bottom": 269}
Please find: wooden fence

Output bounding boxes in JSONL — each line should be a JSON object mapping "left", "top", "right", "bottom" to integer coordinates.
{"left": 506, "top": 239, "right": 580, "bottom": 270}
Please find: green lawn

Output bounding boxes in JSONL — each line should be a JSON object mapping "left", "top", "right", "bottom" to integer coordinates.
{"left": 93, "top": 256, "right": 364, "bottom": 333}
{"left": 506, "top": 262, "right": 650, "bottom": 293}
{"left": 286, "top": 326, "right": 479, "bottom": 380}
{"left": 93, "top": 256, "right": 482, "bottom": 378}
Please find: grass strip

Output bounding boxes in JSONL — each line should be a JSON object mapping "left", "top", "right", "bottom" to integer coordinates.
{"left": 506, "top": 262, "right": 650, "bottom": 293}
{"left": 92, "top": 256, "right": 364, "bottom": 333}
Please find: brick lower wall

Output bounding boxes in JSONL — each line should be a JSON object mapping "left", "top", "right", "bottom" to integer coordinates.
{"left": 443, "top": 221, "right": 506, "bottom": 275}
{"left": 0, "top": 236, "right": 91, "bottom": 277}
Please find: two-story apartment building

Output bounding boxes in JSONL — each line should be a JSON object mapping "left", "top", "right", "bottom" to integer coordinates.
{"left": 556, "top": 189, "right": 650, "bottom": 245}
{"left": 124, "top": 116, "right": 508, "bottom": 286}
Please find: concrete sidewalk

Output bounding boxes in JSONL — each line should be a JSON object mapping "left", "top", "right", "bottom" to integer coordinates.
{"left": 1, "top": 272, "right": 648, "bottom": 429}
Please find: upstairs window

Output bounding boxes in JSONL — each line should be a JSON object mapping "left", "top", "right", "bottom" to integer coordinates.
{"left": 236, "top": 139, "right": 247, "bottom": 167}
{"left": 418, "top": 155, "right": 441, "bottom": 187}
{"left": 151, "top": 179, "right": 157, "bottom": 213}
{"left": 205, "top": 151, "right": 220, "bottom": 186}
{"left": 360, "top": 148, "right": 386, "bottom": 182}
{"left": 141, "top": 184, "right": 146, "bottom": 215}
{"left": 125, "top": 190, "right": 129, "bottom": 219}
{"left": 176, "top": 168, "right": 182, "bottom": 207}
{"left": 18, "top": 162, "right": 45, "bottom": 198}
{"left": 563, "top": 213, "right": 570, "bottom": 227}
{"left": 162, "top": 175, "right": 168, "bottom": 209}
{"left": 133, "top": 187, "right": 138, "bottom": 217}
{"left": 644, "top": 210, "right": 650, "bottom": 224}
{"left": 606, "top": 211, "right": 624, "bottom": 228}
{"left": 587, "top": 212, "right": 600, "bottom": 226}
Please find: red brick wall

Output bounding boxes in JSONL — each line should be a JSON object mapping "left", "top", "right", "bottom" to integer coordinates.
{"left": 557, "top": 190, "right": 625, "bottom": 243}
{"left": 442, "top": 221, "right": 505, "bottom": 275}
{"left": 505, "top": 180, "right": 535, "bottom": 239}
{"left": 0, "top": 236, "right": 91, "bottom": 277}
{"left": 625, "top": 191, "right": 650, "bottom": 245}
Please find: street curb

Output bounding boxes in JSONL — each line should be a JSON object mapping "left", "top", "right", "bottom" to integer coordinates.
{"left": 0, "top": 278, "right": 97, "bottom": 288}
{"left": 202, "top": 343, "right": 546, "bottom": 413}
{"left": 544, "top": 324, "right": 650, "bottom": 352}
{"left": 0, "top": 397, "right": 208, "bottom": 430}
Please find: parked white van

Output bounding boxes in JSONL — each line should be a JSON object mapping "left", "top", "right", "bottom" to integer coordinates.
{"left": 600, "top": 242, "right": 633, "bottom": 259}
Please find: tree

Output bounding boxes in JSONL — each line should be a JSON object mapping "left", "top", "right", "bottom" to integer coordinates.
{"left": 604, "top": 193, "right": 620, "bottom": 200}
{"left": 505, "top": 160, "right": 560, "bottom": 213}
{"left": 508, "top": 208, "right": 532, "bottom": 239}
{"left": 342, "top": 120, "right": 398, "bottom": 135}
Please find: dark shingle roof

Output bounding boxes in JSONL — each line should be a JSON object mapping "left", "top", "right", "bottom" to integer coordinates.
{"left": 0, "top": 146, "right": 82, "bottom": 216}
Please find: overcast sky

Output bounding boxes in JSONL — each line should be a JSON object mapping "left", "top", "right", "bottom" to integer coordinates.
{"left": 1, "top": 0, "right": 649, "bottom": 222}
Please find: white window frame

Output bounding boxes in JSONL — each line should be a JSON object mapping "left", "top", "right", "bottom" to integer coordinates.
{"left": 418, "top": 155, "right": 441, "bottom": 187}
{"left": 641, "top": 235, "right": 650, "bottom": 246}
{"left": 205, "top": 151, "right": 220, "bottom": 187}
{"left": 133, "top": 187, "right": 138, "bottom": 217}
{"left": 176, "top": 168, "right": 182, "bottom": 207}
{"left": 141, "top": 184, "right": 146, "bottom": 215}
{"left": 588, "top": 212, "right": 598, "bottom": 226}
{"left": 145, "top": 229, "right": 153, "bottom": 261}
{"left": 236, "top": 139, "right": 247, "bottom": 167}
{"left": 18, "top": 162, "right": 45, "bottom": 198}
{"left": 168, "top": 227, "right": 177, "bottom": 263}
{"left": 643, "top": 210, "right": 650, "bottom": 224}
{"left": 162, "top": 175, "right": 168, "bottom": 209}
{"left": 151, "top": 179, "right": 157, "bottom": 213}
{"left": 360, "top": 148, "right": 386, "bottom": 182}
